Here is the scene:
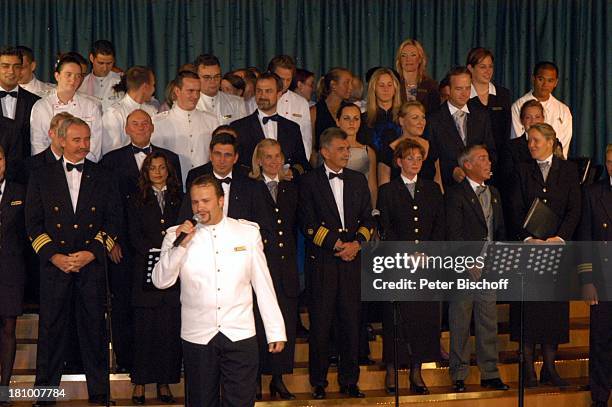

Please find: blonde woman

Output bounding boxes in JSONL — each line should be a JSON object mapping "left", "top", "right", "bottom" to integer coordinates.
{"left": 395, "top": 38, "right": 440, "bottom": 113}
{"left": 249, "top": 139, "right": 298, "bottom": 400}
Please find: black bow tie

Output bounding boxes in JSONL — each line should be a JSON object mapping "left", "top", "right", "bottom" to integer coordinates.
{"left": 0, "top": 90, "right": 17, "bottom": 98}
{"left": 132, "top": 145, "right": 152, "bottom": 155}
{"left": 328, "top": 172, "right": 344, "bottom": 180}
{"left": 262, "top": 114, "right": 279, "bottom": 125}
{"left": 218, "top": 177, "right": 232, "bottom": 184}
{"left": 66, "top": 162, "right": 84, "bottom": 172}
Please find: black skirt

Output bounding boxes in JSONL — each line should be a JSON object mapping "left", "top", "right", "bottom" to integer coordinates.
{"left": 131, "top": 305, "right": 182, "bottom": 385}
{"left": 509, "top": 301, "right": 569, "bottom": 344}
{"left": 382, "top": 301, "right": 441, "bottom": 365}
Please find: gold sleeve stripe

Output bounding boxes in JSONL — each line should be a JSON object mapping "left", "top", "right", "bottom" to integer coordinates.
{"left": 313, "top": 226, "right": 329, "bottom": 247}
{"left": 32, "top": 233, "right": 52, "bottom": 253}
{"left": 95, "top": 232, "right": 116, "bottom": 252}
{"left": 292, "top": 164, "right": 305, "bottom": 175}
{"left": 577, "top": 263, "right": 593, "bottom": 273}
{"left": 357, "top": 226, "right": 371, "bottom": 241}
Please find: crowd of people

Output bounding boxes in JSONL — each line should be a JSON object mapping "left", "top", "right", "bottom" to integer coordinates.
{"left": 0, "top": 38, "right": 610, "bottom": 407}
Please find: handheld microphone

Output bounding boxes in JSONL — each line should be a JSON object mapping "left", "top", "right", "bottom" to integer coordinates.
{"left": 371, "top": 209, "right": 384, "bottom": 240}
{"left": 172, "top": 214, "right": 200, "bottom": 247}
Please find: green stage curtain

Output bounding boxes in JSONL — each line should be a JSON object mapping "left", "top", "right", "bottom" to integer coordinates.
{"left": 1, "top": 0, "right": 609, "bottom": 160}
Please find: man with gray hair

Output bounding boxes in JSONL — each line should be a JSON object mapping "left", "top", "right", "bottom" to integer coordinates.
{"left": 26, "top": 116, "right": 121, "bottom": 406}
{"left": 445, "top": 144, "right": 509, "bottom": 393}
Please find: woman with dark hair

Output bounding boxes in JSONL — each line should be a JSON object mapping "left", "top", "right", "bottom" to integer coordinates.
{"left": 395, "top": 38, "right": 440, "bottom": 113}
{"left": 309, "top": 67, "right": 353, "bottom": 162}
{"left": 249, "top": 139, "right": 299, "bottom": 400}
{"left": 466, "top": 47, "right": 512, "bottom": 152}
{"left": 221, "top": 73, "right": 246, "bottom": 97}
{"left": 0, "top": 145, "right": 26, "bottom": 395}
{"left": 127, "top": 151, "right": 183, "bottom": 404}
{"left": 290, "top": 68, "right": 315, "bottom": 105}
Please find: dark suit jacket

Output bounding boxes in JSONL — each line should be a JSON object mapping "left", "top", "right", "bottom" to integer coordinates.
{"left": 510, "top": 157, "right": 581, "bottom": 241}
{"left": 299, "top": 165, "right": 375, "bottom": 257}
{"left": 251, "top": 179, "right": 299, "bottom": 298}
{"left": 445, "top": 179, "right": 505, "bottom": 241}
{"left": 184, "top": 161, "right": 250, "bottom": 190}
{"left": 469, "top": 84, "right": 512, "bottom": 152}
{"left": 499, "top": 135, "right": 531, "bottom": 187}
{"left": 377, "top": 176, "right": 445, "bottom": 241}
{"left": 178, "top": 164, "right": 255, "bottom": 223}
{"left": 399, "top": 76, "right": 441, "bottom": 115}
{"left": 576, "top": 178, "right": 611, "bottom": 297}
{"left": 25, "top": 159, "right": 122, "bottom": 267}
{"left": 25, "top": 147, "right": 59, "bottom": 177}
{"left": 1, "top": 87, "right": 39, "bottom": 153}
{"left": 0, "top": 116, "right": 26, "bottom": 183}
{"left": 127, "top": 190, "right": 182, "bottom": 307}
{"left": 426, "top": 100, "right": 497, "bottom": 189}
{"left": 231, "top": 111, "right": 310, "bottom": 176}
{"left": 100, "top": 144, "right": 183, "bottom": 202}
{"left": 0, "top": 181, "right": 26, "bottom": 287}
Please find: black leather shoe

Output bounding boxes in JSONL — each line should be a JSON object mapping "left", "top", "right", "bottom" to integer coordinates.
{"left": 269, "top": 378, "right": 295, "bottom": 400}
{"left": 132, "top": 385, "right": 145, "bottom": 405}
{"left": 157, "top": 384, "right": 176, "bottom": 403}
{"left": 328, "top": 355, "right": 339, "bottom": 366}
{"left": 88, "top": 395, "right": 116, "bottom": 405}
{"left": 540, "top": 367, "right": 569, "bottom": 387}
{"left": 312, "top": 385, "right": 326, "bottom": 399}
{"left": 339, "top": 384, "right": 365, "bottom": 398}
{"left": 410, "top": 382, "right": 430, "bottom": 395}
{"left": 384, "top": 371, "right": 396, "bottom": 395}
{"left": 453, "top": 380, "right": 466, "bottom": 392}
{"left": 481, "top": 378, "right": 510, "bottom": 390}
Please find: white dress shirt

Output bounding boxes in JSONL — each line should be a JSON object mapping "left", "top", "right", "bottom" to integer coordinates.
{"left": 151, "top": 105, "right": 218, "bottom": 186}
{"left": 213, "top": 170, "right": 233, "bottom": 217}
{"left": 132, "top": 143, "right": 151, "bottom": 170}
{"left": 102, "top": 94, "right": 159, "bottom": 155}
{"left": 401, "top": 173, "right": 418, "bottom": 185}
{"left": 0, "top": 180, "right": 6, "bottom": 197}
{"left": 78, "top": 71, "right": 123, "bottom": 111}
{"left": 510, "top": 90, "right": 573, "bottom": 158}
{"left": 20, "top": 76, "right": 55, "bottom": 98}
{"left": 0, "top": 86, "right": 18, "bottom": 119}
{"left": 30, "top": 91, "right": 103, "bottom": 162}
{"left": 324, "top": 163, "right": 345, "bottom": 228}
{"left": 152, "top": 216, "right": 286, "bottom": 345}
{"left": 196, "top": 91, "right": 247, "bottom": 125}
{"left": 448, "top": 101, "right": 470, "bottom": 116}
{"left": 277, "top": 89, "right": 313, "bottom": 158}
{"left": 470, "top": 82, "right": 497, "bottom": 99}
{"left": 244, "top": 97, "right": 257, "bottom": 115}
{"left": 257, "top": 109, "right": 278, "bottom": 140}
{"left": 62, "top": 158, "right": 84, "bottom": 212}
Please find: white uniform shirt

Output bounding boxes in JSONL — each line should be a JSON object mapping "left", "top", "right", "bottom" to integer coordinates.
{"left": 196, "top": 91, "right": 247, "bottom": 125}
{"left": 101, "top": 94, "right": 159, "bottom": 155}
{"left": 79, "top": 71, "right": 123, "bottom": 111}
{"left": 244, "top": 96, "right": 257, "bottom": 115}
{"left": 277, "top": 90, "right": 312, "bottom": 159}
{"left": 324, "top": 163, "right": 345, "bottom": 228}
{"left": 62, "top": 158, "right": 84, "bottom": 212}
{"left": 30, "top": 91, "right": 103, "bottom": 162}
{"left": 0, "top": 86, "right": 18, "bottom": 119}
{"left": 151, "top": 105, "right": 218, "bottom": 186}
{"left": 19, "top": 76, "right": 55, "bottom": 98}
{"left": 152, "top": 216, "right": 286, "bottom": 345}
{"left": 510, "top": 90, "right": 573, "bottom": 158}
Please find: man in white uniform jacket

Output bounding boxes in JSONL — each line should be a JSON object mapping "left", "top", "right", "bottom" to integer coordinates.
{"left": 153, "top": 174, "right": 286, "bottom": 407}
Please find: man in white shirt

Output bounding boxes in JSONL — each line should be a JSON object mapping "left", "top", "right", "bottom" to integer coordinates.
{"left": 267, "top": 55, "right": 313, "bottom": 159}
{"left": 194, "top": 54, "right": 246, "bottom": 125}
{"left": 79, "top": 40, "right": 122, "bottom": 111}
{"left": 16, "top": 46, "right": 54, "bottom": 97}
{"left": 153, "top": 174, "right": 286, "bottom": 407}
{"left": 102, "top": 66, "right": 158, "bottom": 155}
{"left": 510, "top": 61, "right": 573, "bottom": 158}
{"left": 30, "top": 55, "right": 103, "bottom": 162}
{"left": 151, "top": 71, "right": 218, "bottom": 186}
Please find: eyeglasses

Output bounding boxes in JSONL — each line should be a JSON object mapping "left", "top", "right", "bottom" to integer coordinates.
{"left": 201, "top": 74, "right": 221, "bottom": 81}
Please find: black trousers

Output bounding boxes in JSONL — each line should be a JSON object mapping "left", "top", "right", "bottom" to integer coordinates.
{"left": 590, "top": 302, "right": 612, "bottom": 403}
{"left": 308, "top": 257, "right": 360, "bottom": 387}
{"left": 35, "top": 268, "right": 108, "bottom": 398}
{"left": 109, "top": 256, "right": 134, "bottom": 370}
{"left": 183, "top": 333, "right": 258, "bottom": 407}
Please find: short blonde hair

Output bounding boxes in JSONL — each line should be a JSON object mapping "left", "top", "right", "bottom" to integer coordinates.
{"left": 528, "top": 122, "right": 556, "bottom": 142}
{"left": 249, "top": 139, "right": 290, "bottom": 181}
{"left": 398, "top": 100, "right": 426, "bottom": 120}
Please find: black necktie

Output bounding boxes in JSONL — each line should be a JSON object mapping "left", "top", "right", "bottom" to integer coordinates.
{"left": 328, "top": 172, "right": 344, "bottom": 180}
{"left": 218, "top": 177, "right": 232, "bottom": 185}
{"left": 66, "top": 162, "right": 84, "bottom": 172}
{"left": 132, "top": 145, "right": 152, "bottom": 155}
{"left": 262, "top": 114, "right": 279, "bottom": 125}
{"left": 0, "top": 91, "right": 17, "bottom": 98}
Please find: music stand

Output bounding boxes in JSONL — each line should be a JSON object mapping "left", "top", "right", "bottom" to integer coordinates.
{"left": 484, "top": 242, "right": 565, "bottom": 407}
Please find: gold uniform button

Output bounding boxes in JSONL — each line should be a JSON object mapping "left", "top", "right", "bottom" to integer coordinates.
{"left": 73, "top": 224, "right": 79, "bottom": 229}
{"left": 88, "top": 224, "right": 93, "bottom": 229}
{"left": 415, "top": 240, "right": 420, "bottom": 244}
{"left": 414, "top": 217, "right": 418, "bottom": 221}
{"left": 281, "top": 255, "right": 285, "bottom": 260}
{"left": 85, "top": 240, "right": 90, "bottom": 244}
{"left": 279, "top": 243, "right": 284, "bottom": 248}
{"left": 53, "top": 206, "right": 59, "bottom": 212}
{"left": 413, "top": 205, "right": 418, "bottom": 210}
{"left": 275, "top": 208, "right": 279, "bottom": 212}
{"left": 277, "top": 219, "right": 282, "bottom": 224}
{"left": 56, "top": 224, "right": 61, "bottom": 229}
{"left": 603, "top": 223, "right": 608, "bottom": 228}
{"left": 414, "top": 228, "right": 419, "bottom": 233}
{"left": 338, "top": 228, "right": 343, "bottom": 232}
{"left": 543, "top": 199, "right": 548, "bottom": 203}
{"left": 161, "top": 219, "right": 165, "bottom": 224}
{"left": 91, "top": 207, "right": 96, "bottom": 212}
{"left": 543, "top": 188, "right": 547, "bottom": 193}
{"left": 264, "top": 239, "right": 268, "bottom": 244}
{"left": 60, "top": 240, "right": 66, "bottom": 245}
{"left": 278, "top": 231, "right": 283, "bottom": 236}
{"left": 161, "top": 231, "right": 166, "bottom": 236}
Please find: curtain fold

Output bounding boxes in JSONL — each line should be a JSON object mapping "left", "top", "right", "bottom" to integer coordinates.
{"left": 1, "top": 0, "right": 609, "bottom": 159}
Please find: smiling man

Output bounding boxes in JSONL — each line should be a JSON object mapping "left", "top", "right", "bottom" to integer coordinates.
{"left": 510, "top": 61, "right": 573, "bottom": 157}
{"left": 153, "top": 174, "right": 286, "bottom": 407}
{"left": 79, "top": 40, "right": 122, "bottom": 111}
